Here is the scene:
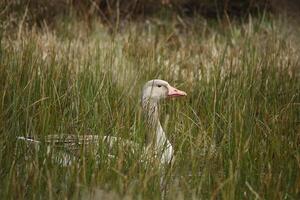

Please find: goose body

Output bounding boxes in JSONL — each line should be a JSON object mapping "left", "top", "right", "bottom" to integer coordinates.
{"left": 17, "top": 79, "right": 187, "bottom": 164}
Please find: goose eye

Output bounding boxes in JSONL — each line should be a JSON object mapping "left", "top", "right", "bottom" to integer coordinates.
{"left": 157, "top": 85, "right": 162, "bottom": 88}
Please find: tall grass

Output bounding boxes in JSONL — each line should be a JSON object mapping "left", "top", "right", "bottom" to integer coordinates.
{"left": 0, "top": 15, "right": 299, "bottom": 199}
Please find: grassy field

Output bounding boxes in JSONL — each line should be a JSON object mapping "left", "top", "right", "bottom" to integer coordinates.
{"left": 0, "top": 14, "right": 299, "bottom": 199}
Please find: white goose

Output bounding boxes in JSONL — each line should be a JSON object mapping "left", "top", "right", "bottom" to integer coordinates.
{"left": 17, "top": 79, "right": 187, "bottom": 165}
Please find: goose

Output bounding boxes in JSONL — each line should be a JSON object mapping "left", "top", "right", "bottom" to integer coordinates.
{"left": 17, "top": 79, "right": 187, "bottom": 165}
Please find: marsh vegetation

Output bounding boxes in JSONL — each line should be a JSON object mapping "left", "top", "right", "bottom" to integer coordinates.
{"left": 0, "top": 1, "right": 299, "bottom": 199}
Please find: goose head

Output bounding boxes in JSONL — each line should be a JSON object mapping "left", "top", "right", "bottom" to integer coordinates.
{"left": 141, "top": 79, "right": 187, "bottom": 138}
{"left": 142, "top": 79, "right": 187, "bottom": 103}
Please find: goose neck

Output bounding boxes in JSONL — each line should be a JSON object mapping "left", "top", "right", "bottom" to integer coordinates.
{"left": 142, "top": 98, "right": 174, "bottom": 163}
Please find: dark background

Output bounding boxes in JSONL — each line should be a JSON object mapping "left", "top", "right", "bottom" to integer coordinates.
{"left": 2, "top": 0, "right": 300, "bottom": 28}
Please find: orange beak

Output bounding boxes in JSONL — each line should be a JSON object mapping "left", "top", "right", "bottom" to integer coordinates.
{"left": 167, "top": 85, "right": 187, "bottom": 97}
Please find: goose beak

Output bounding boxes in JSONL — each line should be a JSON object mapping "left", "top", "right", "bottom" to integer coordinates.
{"left": 167, "top": 85, "right": 187, "bottom": 97}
